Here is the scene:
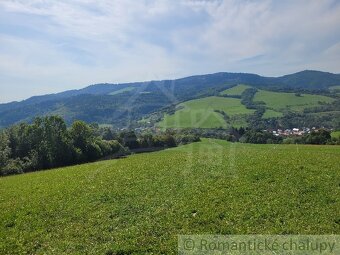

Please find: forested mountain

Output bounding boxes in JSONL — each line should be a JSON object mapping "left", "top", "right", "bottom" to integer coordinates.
{"left": 275, "top": 70, "right": 340, "bottom": 89}
{"left": 0, "top": 70, "right": 339, "bottom": 128}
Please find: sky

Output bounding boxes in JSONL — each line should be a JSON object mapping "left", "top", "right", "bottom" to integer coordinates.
{"left": 0, "top": 0, "right": 340, "bottom": 103}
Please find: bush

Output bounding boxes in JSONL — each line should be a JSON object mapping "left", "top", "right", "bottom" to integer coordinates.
{"left": 87, "top": 142, "right": 103, "bottom": 161}
{"left": 282, "top": 138, "right": 295, "bottom": 144}
{"left": 302, "top": 129, "right": 331, "bottom": 145}
{"left": 96, "top": 139, "right": 112, "bottom": 157}
{"left": 120, "top": 131, "right": 139, "bottom": 149}
{"left": 175, "top": 134, "right": 200, "bottom": 145}
{"left": 108, "top": 140, "right": 127, "bottom": 154}
{"left": 240, "top": 130, "right": 282, "bottom": 144}
{"left": 95, "top": 139, "right": 126, "bottom": 157}
{"left": 1, "top": 158, "right": 24, "bottom": 175}
{"left": 161, "top": 134, "right": 176, "bottom": 147}
{"left": 138, "top": 134, "right": 154, "bottom": 148}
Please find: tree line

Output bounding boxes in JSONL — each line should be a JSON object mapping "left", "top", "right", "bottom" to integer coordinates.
{"left": 1, "top": 115, "right": 337, "bottom": 176}
{"left": 0, "top": 116, "right": 200, "bottom": 176}
{"left": 172, "top": 127, "right": 339, "bottom": 145}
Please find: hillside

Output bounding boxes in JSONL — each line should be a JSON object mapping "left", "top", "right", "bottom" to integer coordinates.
{"left": 254, "top": 90, "right": 334, "bottom": 111}
{"left": 156, "top": 84, "right": 337, "bottom": 129}
{"left": 158, "top": 96, "right": 254, "bottom": 129}
{"left": 220, "top": 84, "right": 252, "bottom": 96}
{"left": 0, "top": 70, "right": 340, "bottom": 129}
{"left": 0, "top": 139, "right": 339, "bottom": 254}
{"left": 276, "top": 70, "right": 340, "bottom": 89}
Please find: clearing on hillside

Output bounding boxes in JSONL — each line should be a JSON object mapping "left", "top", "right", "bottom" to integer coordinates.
{"left": 158, "top": 96, "right": 254, "bottom": 128}
{"left": 0, "top": 139, "right": 339, "bottom": 254}
{"left": 220, "top": 84, "right": 252, "bottom": 96}
{"left": 261, "top": 109, "right": 283, "bottom": 119}
{"left": 109, "top": 86, "right": 136, "bottom": 95}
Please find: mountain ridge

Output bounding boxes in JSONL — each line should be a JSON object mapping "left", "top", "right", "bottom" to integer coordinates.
{"left": 2, "top": 69, "right": 339, "bottom": 106}
{"left": 0, "top": 70, "right": 339, "bottom": 128}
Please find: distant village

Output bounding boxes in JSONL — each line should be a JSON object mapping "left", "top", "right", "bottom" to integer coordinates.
{"left": 131, "top": 126, "right": 334, "bottom": 137}
{"left": 264, "top": 127, "right": 332, "bottom": 137}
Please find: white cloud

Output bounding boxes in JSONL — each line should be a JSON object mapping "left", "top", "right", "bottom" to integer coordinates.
{"left": 0, "top": 0, "right": 339, "bottom": 102}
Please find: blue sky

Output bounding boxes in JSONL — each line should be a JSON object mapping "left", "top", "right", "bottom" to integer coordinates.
{"left": 0, "top": 0, "right": 340, "bottom": 103}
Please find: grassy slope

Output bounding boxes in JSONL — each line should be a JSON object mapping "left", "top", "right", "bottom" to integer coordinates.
{"left": 220, "top": 86, "right": 336, "bottom": 119}
{"left": 0, "top": 139, "right": 339, "bottom": 254}
{"left": 262, "top": 109, "right": 283, "bottom": 118}
{"left": 220, "top": 84, "right": 252, "bottom": 96}
{"left": 108, "top": 87, "right": 135, "bottom": 95}
{"left": 158, "top": 96, "right": 254, "bottom": 129}
{"left": 254, "top": 90, "right": 335, "bottom": 112}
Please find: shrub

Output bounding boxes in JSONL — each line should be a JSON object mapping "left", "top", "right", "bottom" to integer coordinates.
{"left": 175, "top": 134, "right": 200, "bottom": 145}
{"left": 1, "top": 158, "right": 24, "bottom": 175}
{"left": 240, "top": 130, "right": 282, "bottom": 144}
{"left": 302, "top": 129, "right": 331, "bottom": 145}
{"left": 120, "top": 131, "right": 139, "bottom": 149}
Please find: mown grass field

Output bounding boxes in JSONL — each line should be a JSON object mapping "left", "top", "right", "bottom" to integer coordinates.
{"left": 220, "top": 84, "right": 251, "bottom": 96}
{"left": 1, "top": 139, "right": 339, "bottom": 254}
{"left": 158, "top": 96, "right": 254, "bottom": 128}
{"left": 253, "top": 90, "right": 335, "bottom": 112}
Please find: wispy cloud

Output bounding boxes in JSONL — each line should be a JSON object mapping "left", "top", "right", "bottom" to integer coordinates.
{"left": 0, "top": 0, "right": 339, "bottom": 102}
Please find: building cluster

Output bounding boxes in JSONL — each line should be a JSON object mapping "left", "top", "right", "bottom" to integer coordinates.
{"left": 265, "top": 127, "right": 329, "bottom": 137}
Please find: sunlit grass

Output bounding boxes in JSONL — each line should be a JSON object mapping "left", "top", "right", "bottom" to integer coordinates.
{"left": 158, "top": 96, "right": 254, "bottom": 128}
{"left": 0, "top": 139, "right": 339, "bottom": 254}
{"left": 254, "top": 90, "right": 335, "bottom": 111}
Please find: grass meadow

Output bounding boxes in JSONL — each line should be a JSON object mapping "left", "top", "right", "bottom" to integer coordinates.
{"left": 158, "top": 96, "right": 253, "bottom": 129}
{"left": 220, "top": 85, "right": 336, "bottom": 119}
{"left": 220, "top": 84, "right": 252, "bottom": 96}
{"left": 1, "top": 139, "right": 339, "bottom": 254}
{"left": 261, "top": 109, "right": 283, "bottom": 119}
{"left": 253, "top": 90, "right": 335, "bottom": 112}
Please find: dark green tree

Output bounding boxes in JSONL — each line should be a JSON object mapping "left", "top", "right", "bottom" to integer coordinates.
{"left": 0, "top": 131, "right": 10, "bottom": 170}
{"left": 303, "top": 129, "right": 331, "bottom": 144}
{"left": 119, "top": 131, "right": 139, "bottom": 149}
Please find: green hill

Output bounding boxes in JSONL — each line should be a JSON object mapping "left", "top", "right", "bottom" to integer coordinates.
{"left": 276, "top": 70, "right": 340, "bottom": 89}
{"left": 1, "top": 139, "right": 339, "bottom": 254}
{"left": 158, "top": 96, "right": 254, "bottom": 128}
